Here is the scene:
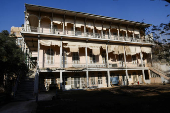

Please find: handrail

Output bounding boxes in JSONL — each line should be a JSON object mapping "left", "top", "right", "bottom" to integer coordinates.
{"left": 23, "top": 26, "right": 154, "bottom": 44}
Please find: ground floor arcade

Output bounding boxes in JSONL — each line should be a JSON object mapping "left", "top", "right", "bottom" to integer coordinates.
{"left": 38, "top": 69, "right": 150, "bottom": 91}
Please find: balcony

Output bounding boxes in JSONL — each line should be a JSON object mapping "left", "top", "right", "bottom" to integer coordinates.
{"left": 22, "top": 26, "right": 154, "bottom": 44}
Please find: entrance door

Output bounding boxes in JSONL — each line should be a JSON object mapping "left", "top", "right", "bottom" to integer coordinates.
{"left": 74, "top": 74, "right": 80, "bottom": 89}
{"left": 98, "top": 73, "right": 102, "bottom": 88}
{"left": 139, "top": 75, "right": 142, "bottom": 84}
{"left": 62, "top": 76, "right": 71, "bottom": 90}
{"left": 122, "top": 75, "right": 127, "bottom": 86}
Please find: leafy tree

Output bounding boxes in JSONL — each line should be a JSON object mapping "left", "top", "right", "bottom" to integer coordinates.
{"left": 0, "top": 30, "right": 28, "bottom": 94}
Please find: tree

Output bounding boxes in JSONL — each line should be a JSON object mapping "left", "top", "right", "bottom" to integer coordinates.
{"left": 0, "top": 30, "right": 28, "bottom": 94}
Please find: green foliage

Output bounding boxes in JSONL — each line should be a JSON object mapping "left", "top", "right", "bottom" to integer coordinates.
{"left": 0, "top": 30, "right": 28, "bottom": 87}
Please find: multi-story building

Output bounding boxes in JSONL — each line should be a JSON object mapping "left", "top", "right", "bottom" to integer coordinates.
{"left": 21, "top": 4, "right": 154, "bottom": 93}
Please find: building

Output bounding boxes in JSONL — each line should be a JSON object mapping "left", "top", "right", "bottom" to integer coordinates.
{"left": 20, "top": 4, "right": 155, "bottom": 94}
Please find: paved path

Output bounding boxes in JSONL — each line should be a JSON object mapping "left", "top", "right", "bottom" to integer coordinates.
{"left": 0, "top": 91, "right": 56, "bottom": 113}
{"left": 0, "top": 100, "right": 36, "bottom": 113}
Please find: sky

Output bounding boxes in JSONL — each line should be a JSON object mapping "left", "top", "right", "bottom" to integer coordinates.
{"left": 0, "top": 0, "right": 170, "bottom": 34}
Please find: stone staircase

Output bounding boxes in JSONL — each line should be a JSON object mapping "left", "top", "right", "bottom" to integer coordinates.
{"left": 13, "top": 68, "right": 36, "bottom": 101}
{"left": 149, "top": 67, "right": 170, "bottom": 82}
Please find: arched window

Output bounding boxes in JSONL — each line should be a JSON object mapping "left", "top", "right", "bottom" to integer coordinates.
{"left": 46, "top": 48, "right": 54, "bottom": 64}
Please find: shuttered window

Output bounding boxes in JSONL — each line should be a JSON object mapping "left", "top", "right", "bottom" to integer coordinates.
{"left": 46, "top": 48, "right": 54, "bottom": 64}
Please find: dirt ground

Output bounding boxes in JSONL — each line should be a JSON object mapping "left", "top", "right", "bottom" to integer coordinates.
{"left": 36, "top": 84, "right": 170, "bottom": 113}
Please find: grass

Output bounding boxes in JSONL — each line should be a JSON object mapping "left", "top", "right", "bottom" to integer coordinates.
{"left": 37, "top": 84, "right": 170, "bottom": 113}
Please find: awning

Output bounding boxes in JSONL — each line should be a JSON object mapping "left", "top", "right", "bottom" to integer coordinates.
{"left": 126, "top": 46, "right": 136, "bottom": 55}
{"left": 111, "top": 25, "right": 117, "bottom": 29}
{"left": 65, "top": 18, "right": 74, "bottom": 24}
{"left": 76, "top": 20, "right": 84, "bottom": 27}
{"left": 53, "top": 21, "right": 62, "bottom": 24}
{"left": 118, "top": 45, "right": 124, "bottom": 54}
{"left": 108, "top": 45, "right": 116, "bottom": 53}
{"left": 53, "top": 17, "right": 63, "bottom": 24}
{"left": 108, "top": 45, "right": 124, "bottom": 54}
{"left": 134, "top": 29, "right": 140, "bottom": 34}
{"left": 141, "top": 47, "right": 151, "bottom": 53}
{"left": 95, "top": 23, "right": 102, "bottom": 30}
{"left": 76, "top": 24, "right": 83, "bottom": 28}
{"left": 120, "top": 27, "right": 127, "bottom": 32}
{"left": 87, "top": 43, "right": 101, "bottom": 55}
{"left": 40, "top": 40, "right": 61, "bottom": 46}
{"left": 63, "top": 41, "right": 79, "bottom": 52}
{"left": 70, "top": 47, "right": 79, "bottom": 52}
{"left": 136, "top": 46, "right": 141, "bottom": 53}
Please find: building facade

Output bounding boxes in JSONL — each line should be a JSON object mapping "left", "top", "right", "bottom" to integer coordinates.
{"left": 20, "top": 4, "right": 154, "bottom": 92}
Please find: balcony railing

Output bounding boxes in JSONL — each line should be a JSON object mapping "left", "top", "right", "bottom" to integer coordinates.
{"left": 22, "top": 26, "right": 154, "bottom": 44}
{"left": 39, "top": 62, "right": 107, "bottom": 69}
{"left": 109, "top": 61, "right": 126, "bottom": 68}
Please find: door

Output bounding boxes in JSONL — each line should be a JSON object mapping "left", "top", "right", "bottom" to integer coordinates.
{"left": 122, "top": 75, "right": 127, "bottom": 86}
{"left": 74, "top": 74, "right": 80, "bottom": 88}
{"left": 139, "top": 75, "right": 142, "bottom": 84}
{"left": 98, "top": 73, "right": 102, "bottom": 88}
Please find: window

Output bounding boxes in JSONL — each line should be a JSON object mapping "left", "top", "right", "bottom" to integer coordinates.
{"left": 91, "top": 73, "right": 95, "bottom": 85}
{"left": 136, "top": 34, "right": 139, "bottom": 38}
{"left": 103, "top": 31, "right": 105, "bottom": 36}
{"left": 129, "top": 74, "right": 131, "bottom": 79}
{"left": 17, "top": 38, "right": 22, "bottom": 45}
{"left": 120, "top": 33, "right": 123, "bottom": 36}
{"left": 46, "top": 48, "right": 54, "bottom": 64}
{"left": 72, "top": 52, "right": 79, "bottom": 64}
{"left": 102, "top": 51, "right": 106, "bottom": 64}
{"left": 113, "top": 32, "right": 117, "bottom": 35}
{"left": 90, "top": 50, "right": 96, "bottom": 63}
{"left": 132, "top": 55, "right": 136, "bottom": 64}
{"left": 98, "top": 72, "right": 102, "bottom": 84}
{"left": 105, "top": 72, "right": 108, "bottom": 84}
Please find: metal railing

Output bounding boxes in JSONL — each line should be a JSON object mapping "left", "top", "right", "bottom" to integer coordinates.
{"left": 23, "top": 26, "right": 154, "bottom": 44}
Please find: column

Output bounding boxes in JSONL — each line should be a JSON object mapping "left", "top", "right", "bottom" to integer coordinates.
{"left": 38, "top": 19, "right": 40, "bottom": 33}
{"left": 148, "top": 70, "right": 151, "bottom": 80}
{"left": 133, "top": 28, "right": 135, "bottom": 41}
{"left": 24, "top": 43, "right": 26, "bottom": 62}
{"left": 139, "top": 29, "right": 141, "bottom": 39}
{"left": 74, "top": 16, "right": 76, "bottom": 36}
{"left": 60, "top": 70, "right": 62, "bottom": 90}
{"left": 93, "top": 20, "right": 95, "bottom": 37}
{"left": 85, "top": 40, "right": 88, "bottom": 68}
{"left": 84, "top": 18, "right": 86, "bottom": 36}
{"left": 140, "top": 46, "right": 145, "bottom": 83}
{"left": 37, "top": 37, "right": 40, "bottom": 68}
{"left": 151, "top": 46, "right": 153, "bottom": 66}
{"left": 123, "top": 46, "right": 127, "bottom": 68}
{"left": 107, "top": 70, "right": 110, "bottom": 87}
{"left": 106, "top": 44, "right": 109, "bottom": 68}
{"left": 125, "top": 70, "right": 129, "bottom": 86}
{"left": 86, "top": 71, "right": 89, "bottom": 87}
{"left": 60, "top": 38, "right": 63, "bottom": 68}
{"left": 24, "top": 12, "right": 26, "bottom": 31}
{"left": 35, "top": 38, "right": 40, "bottom": 102}
{"left": 101, "top": 22, "right": 103, "bottom": 39}
{"left": 51, "top": 21, "right": 53, "bottom": 33}
{"left": 109, "top": 23, "right": 111, "bottom": 39}
{"left": 126, "top": 26, "right": 128, "bottom": 41}
{"left": 118, "top": 25, "right": 120, "bottom": 40}
{"left": 63, "top": 15, "right": 65, "bottom": 34}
